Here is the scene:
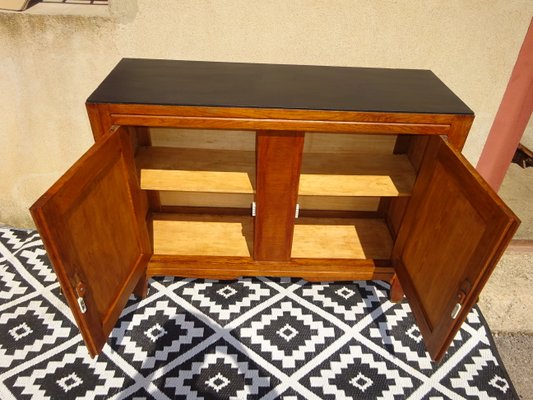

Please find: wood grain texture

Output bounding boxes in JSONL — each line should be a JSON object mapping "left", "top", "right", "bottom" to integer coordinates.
{"left": 30, "top": 128, "right": 151, "bottom": 357}
{"left": 393, "top": 136, "right": 519, "bottom": 361}
{"left": 106, "top": 103, "right": 466, "bottom": 123}
{"left": 300, "top": 152, "right": 415, "bottom": 197}
{"left": 299, "top": 173, "right": 412, "bottom": 197}
{"left": 297, "top": 195, "right": 380, "bottom": 212}
{"left": 149, "top": 130, "right": 395, "bottom": 153}
{"left": 136, "top": 147, "right": 255, "bottom": 193}
{"left": 292, "top": 217, "right": 393, "bottom": 259}
{"left": 303, "top": 133, "right": 397, "bottom": 154}
{"left": 136, "top": 146, "right": 415, "bottom": 197}
{"left": 147, "top": 255, "right": 394, "bottom": 282}
{"left": 159, "top": 191, "right": 254, "bottom": 209}
{"left": 254, "top": 131, "right": 304, "bottom": 261}
{"left": 385, "top": 135, "right": 430, "bottom": 237}
{"left": 152, "top": 213, "right": 253, "bottom": 257}
{"left": 86, "top": 103, "right": 113, "bottom": 140}
{"left": 110, "top": 111, "right": 453, "bottom": 136}
{"left": 447, "top": 114, "right": 475, "bottom": 150}
{"left": 106, "top": 103, "right": 462, "bottom": 132}
{"left": 150, "top": 128, "right": 255, "bottom": 150}
{"left": 129, "top": 126, "right": 161, "bottom": 211}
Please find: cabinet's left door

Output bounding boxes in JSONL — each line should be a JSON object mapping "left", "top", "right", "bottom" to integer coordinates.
{"left": 30, "top": 126, "right": 151, "bottom": 357}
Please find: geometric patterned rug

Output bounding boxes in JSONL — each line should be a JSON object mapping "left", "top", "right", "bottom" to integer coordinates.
{"left": 0, "top": 228, "right": 519, "bottom": 399}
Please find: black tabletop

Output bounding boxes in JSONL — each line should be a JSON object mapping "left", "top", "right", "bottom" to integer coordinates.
{"left": 87, "top": 58, "right": 473, "bottom": 115}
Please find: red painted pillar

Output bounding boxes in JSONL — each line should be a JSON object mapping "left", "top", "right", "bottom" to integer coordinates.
{"left": 476, "top": 18, "right": 533, "bottom": 191}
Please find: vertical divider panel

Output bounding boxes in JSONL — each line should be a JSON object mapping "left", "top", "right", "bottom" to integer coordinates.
{"left": 254, "top": 131, "right": 305, "bottom": 261}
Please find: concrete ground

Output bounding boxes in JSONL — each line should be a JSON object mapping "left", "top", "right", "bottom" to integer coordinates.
{"left": 478, "top": 163, "right": 533, "bottom": 400}
{"left": 493, "top": 333, "right": 533, "bottom": 400}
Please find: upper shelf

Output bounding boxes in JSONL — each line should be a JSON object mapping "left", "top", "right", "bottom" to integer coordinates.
{"left": 299, "top": 152, "right": 416, "bottom": 196}
{"left": 136, "top": 146, "right": 416, "bottom": 197}
{"left": 87, "top": 58, "right": 473, "bottom": 115}
{"left": 137, "top": 146, "right": 255, "bottom": 193}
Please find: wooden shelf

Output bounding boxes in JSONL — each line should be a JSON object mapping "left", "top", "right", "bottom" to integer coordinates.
{"left": 137, "top": 147, "right": 255, "bottom": 193}
{"left": 292, "top": 217, "right": 393, "bottom": 259}
{"left": 152, "top": 213, "right": 253, "bottom": 257}
{"left": 300, "top": 153, "right": 415, "bottom": 196}
{"left": 152, "top": 214, "right": 392, "bottom": 260}
{"left": 137, "top": 147, "right": 414, "bottom": 197}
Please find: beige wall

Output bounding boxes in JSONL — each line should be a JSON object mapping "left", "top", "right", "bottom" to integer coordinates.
{"left": 1, "top": 1, "right": 531, "bottom": 227}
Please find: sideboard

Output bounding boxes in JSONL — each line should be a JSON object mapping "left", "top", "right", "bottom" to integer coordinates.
{"left": 30, "top": 59, "right": 519, "bottom": 361}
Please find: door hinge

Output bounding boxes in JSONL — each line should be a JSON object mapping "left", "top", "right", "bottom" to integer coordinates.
{"left": 75, "top": 280, "right": 87, "bottom": 314}
{"left": 295, "top": 203, "right": 300, "bottom": 218}
{"left": 251, "top": 201, "right": 257, "bottom": 217}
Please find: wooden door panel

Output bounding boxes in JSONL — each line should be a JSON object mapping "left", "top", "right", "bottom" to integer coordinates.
{"left": 30, "top": 127, "right": 151, "bottom": 357}
{"left": 394, "top": 136, "right": 519, "bottom": 361}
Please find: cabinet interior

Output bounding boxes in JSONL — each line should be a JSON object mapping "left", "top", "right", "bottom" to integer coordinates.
{"left": 132, "top": 127, "right": 421, "bottom": 263}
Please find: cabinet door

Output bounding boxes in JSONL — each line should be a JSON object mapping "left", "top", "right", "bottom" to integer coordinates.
{"left": 394, "top": 135, "right": 519, "bottom": 362}
{"left": 30, "top": 127, "right": 151, "bottom": 357}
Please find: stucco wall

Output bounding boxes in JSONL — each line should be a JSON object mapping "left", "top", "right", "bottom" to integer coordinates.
{"left": 1, "top": 1, "right": 532, "bottom": 227}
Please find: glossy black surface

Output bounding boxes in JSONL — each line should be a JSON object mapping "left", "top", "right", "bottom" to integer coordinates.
{"left": 87, "top": 58, "right": 473, "bottom": 115}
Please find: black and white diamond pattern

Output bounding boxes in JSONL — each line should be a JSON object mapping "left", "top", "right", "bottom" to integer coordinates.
{"left": 0, "top": 229, "right": 40, "bottom": 254}
{"left": 109, "top": 299, "right": 215, "bottom": 371}
{"left": 0, "top": 298, "right": 75, "bottom": 371}
{"left": 5, "top": 343, "right": 130, "bottom": 399}
{"left": 305, "top": 341, "right": 419, "bottom": 399}
{"left": 299, "top": 280, "right": 388, "bottom": 323}
{"left": 0, "top": 228, "right": 519, "bottom": 399}
{"left": 178, "top": 277, "right": 272, "bottom": 324}
{"left": 442, "top": 337, "right": 517, "bottom": 399}
{"left": 237, "top": 299, "right": 342, "bottom": 371}
{"left": 16, "top": 247, "right": 56, "bottom": 284}
{"left": 160, "top": 340, "right": 278, "bottom": 399}
{"left": 0, "top": 261, "right": 29, "bottom": 304}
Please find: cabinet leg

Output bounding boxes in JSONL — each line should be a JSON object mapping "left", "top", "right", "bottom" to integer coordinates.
{"left": 133, "top": 273, "right": 149, "bottom": 299}
{"left": 389, "top": 274, "right": 405, "bottom": 303}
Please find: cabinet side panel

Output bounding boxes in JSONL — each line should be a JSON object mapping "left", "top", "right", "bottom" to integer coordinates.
{"left": 386, "top": 135, "right": 429, "bottom": 236}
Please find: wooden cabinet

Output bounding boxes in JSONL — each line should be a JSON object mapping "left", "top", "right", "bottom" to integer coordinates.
{"left": 30, "top": 59, "right": 519, "bottom": 362}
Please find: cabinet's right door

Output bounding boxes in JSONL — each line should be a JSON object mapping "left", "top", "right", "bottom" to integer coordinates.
{"left": 394, "top": 135, "right": 519, "bottom": 362}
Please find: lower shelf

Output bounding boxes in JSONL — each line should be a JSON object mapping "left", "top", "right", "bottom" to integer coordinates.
{"left": 292, "top": 217, "right": 393, "bottom": 259}
{"left": 152, "top": 213, "right": 392, "bottom": 260}
{"left": 152, "top": 213, "right": 253, "bottom": 257}
{"left": 149, "top": 213, "right": 394, "bottom": 281}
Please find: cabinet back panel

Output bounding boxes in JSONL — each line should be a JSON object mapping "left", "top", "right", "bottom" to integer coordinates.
{"left": 304, "top": 133, "right": 397, "bottom": 154}
{"left": 150, "top": 128, "right": 255, "bottom": 150}
{"left": 297, "top": 196, "right": 380, "bottom": 212}
{"left": 159, "top": 192, "right": 254, "bottom": 209}
{"left": 149, "top": 129, "right": 397, "bottom": 154}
